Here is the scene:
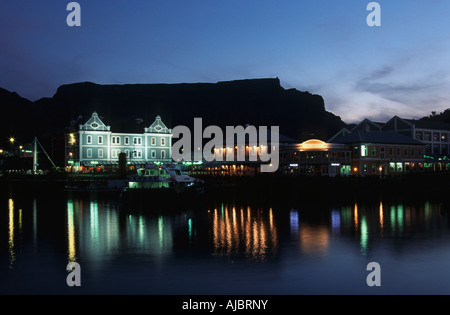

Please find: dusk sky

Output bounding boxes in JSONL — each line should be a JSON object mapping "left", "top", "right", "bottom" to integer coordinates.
{"left": 1, "top": 0, "right": 450, "bottom": 123}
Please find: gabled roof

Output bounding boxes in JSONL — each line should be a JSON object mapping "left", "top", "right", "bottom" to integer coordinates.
{"left": 329, "top": 131, "right": 424, "bottom": 145}
{"left": 327, "top": 127, "right": 352, "bottom": 142}
{"left": 144, "top": 115, "right": 172, "bottom": 134}
{"left": 79, "top": 112, "right": 111, "bottom": 131}
{"left": 351, "top": 118, "right": 382, "bottom": 132}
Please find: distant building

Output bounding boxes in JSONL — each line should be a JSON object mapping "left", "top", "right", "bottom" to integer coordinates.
{"left": 281, "top": 139, "right": 351, "bottom": 176}
{"left": 329, "top": 131, "right": 425, "bottom": 176}
{"left": 200, "top": 131, "right": 298, "bottom": 176}
{"left": 65, "top": 112, "right": 172, "bottom": 172}
{"left": 330, "top": 115, "right": 450, "bottom": 173}
{"left": 381, "top": 116, "right": 450, "bottom": 157}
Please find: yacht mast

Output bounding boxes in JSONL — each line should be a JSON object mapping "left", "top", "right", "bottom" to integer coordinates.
{"left": 33, "top": 137, "right": 38, "bottom": 174}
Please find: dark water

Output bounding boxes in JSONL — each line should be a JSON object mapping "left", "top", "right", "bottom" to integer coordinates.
{"left": 2, "top": 181, "right": 450, "bottom": 295}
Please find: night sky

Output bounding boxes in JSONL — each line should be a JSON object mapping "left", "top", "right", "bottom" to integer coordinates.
{"left": 1, "top": 0, "right": 450, "bottom": 123}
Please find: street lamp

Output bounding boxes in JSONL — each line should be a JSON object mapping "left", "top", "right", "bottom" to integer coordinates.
{"left": 9, "top": 137, "right": 15, "bottom": 155}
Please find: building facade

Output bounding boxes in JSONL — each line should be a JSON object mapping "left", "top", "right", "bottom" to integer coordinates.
{"left": 381, "top": 116, "right": 450, "bottom": 157}
{"left": 65, "top": 112, "right": 172, "bottom": 172}
{"left": 281, "top": 139, "right": 352, "bottom": 176}
{"left": 329, "top": 131, "right": 425, "bottom": 176}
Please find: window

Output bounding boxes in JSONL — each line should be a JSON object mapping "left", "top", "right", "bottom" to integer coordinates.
{"left": 98, "top": 149, "right": 103, "bottom": 158}
{"left": 151, "top": 150, "right": 156, "bottom": 158}
{"left": 397, "top": 148, "right": 400, "bottom": 156}
{"left": 125, "top": 137, "right": 129, "bottom": 145}
{"left": 87, "top": 149, "right": 92, "bottom": 158}
{"left": 133, "top": 150, "right": 142, "bottom": 158}
{"left": 416, "top": 132, "right": 423, "bottom": 140}
{"left": 112, "top": 149, "right": 121, "bottom": 158}
{"left": 361, "top": 145, "right": 368, "bottom": 157}
{"left": 161, "top": 138, "right": 166, "bottom": 146}
{"left": 125, "top": 150, "right": 130, "bottom": 158}
{"left": 98, "top": 136, "right": 103, "bottom": 144}
{"left": 411, "top": 148, "right": 415, "bottom": 157}
{"left": 161, "top": 150, "right": 165, "bottom": 159}
{"left": 134, "top": 137, "right": 142, "bottom": 145}
{"left": 112, "top": 136, "right": 120, "bottom": 145}
{"left": 151, "top": 137, "right": 156, "bottom": 146}
{"left": 371, "top": 146, "right": 376, "bottom": 156}
{"left": 404, "top": 149, "right": 408, "bottom": 156}
{"left": 87, "top": 135, "right": 92, "bottom": 144}
{"left": 389, "top": 148, "right": 393, "bottom": 156}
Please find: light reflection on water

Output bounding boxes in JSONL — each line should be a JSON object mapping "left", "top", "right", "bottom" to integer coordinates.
{"left": 3, "top": 192, "right": 450, "bottom": 294}
{"left": 209, "top": 205, "right": 278, "bottom": 261}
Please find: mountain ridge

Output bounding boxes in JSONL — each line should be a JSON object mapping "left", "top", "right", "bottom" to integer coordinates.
{"left": 0, "top": 78, "right": 347, "bottom": 147}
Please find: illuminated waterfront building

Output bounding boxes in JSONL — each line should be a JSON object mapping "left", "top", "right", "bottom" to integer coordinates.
{"left": 65, "top": 112, "right": 172, "bottom": 172}
{"left": 280, "top": 139, "right": 352, "bottom": 176}
{"left": 330, "top": 116, "right": 450, "bottom": 173}
{"left": 329, "top": 131, "right": 425, "bottom": 176}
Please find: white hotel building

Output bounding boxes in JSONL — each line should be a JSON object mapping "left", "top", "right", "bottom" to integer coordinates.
{"left": 65, "top": 112, "right": 172, "bottom": 171}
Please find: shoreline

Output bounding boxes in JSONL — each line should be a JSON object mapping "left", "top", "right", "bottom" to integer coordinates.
{"left": 1, "top": 172, "right": 450, "bottom": 205}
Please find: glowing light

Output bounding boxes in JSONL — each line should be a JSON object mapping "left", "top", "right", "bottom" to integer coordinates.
{"left": 67, "top": 200, "right": 76, "bottom": 262}
{"left": 301, "top": 139, "right": 329, "bottom": 151}
{"left": 68, "top": 133, "right": 76, "bottom": 145}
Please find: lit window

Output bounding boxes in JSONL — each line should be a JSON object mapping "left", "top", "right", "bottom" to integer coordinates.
{"left": 161, "top": 138, "right": 165, "bottom": 146}
{"left": 112, "top": 136, "right": 120, "bottom": 145}
{"left": 361, "top": 145, "right": 367, "bottom": 157}
{"left": 151, "top": 137, "right": 156, "bottom": 146}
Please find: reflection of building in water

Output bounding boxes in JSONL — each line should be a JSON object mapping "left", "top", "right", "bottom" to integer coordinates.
{"left": 66, "top": 198, "right": 174, "bottom": 264}
{"left": 299, "top": 225, "right": 329, "bottom": 256}
{"left": 8, "top": 199, "right": 16, "bottom": 269}
{"left": 290, "top": 209, "right": 330, "bottom": 256}
{"left": 209, "top": 205, "right": 278, "bottom": 260}
{"left": 8, "top": 198, "right": 24, "bottom": 269}
{"left": 67, "top": 199, "right": 124, "bottom": 263}
{"left": 126, "top": 214, "right": 173, "bottom": 257}
{"left": 67, "top": 200, "right": 76, "bottom": 262}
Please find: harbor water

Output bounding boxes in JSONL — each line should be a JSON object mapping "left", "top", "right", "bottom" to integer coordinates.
{"left": 2, "top": 179, "right": 450, "bottom": 295}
